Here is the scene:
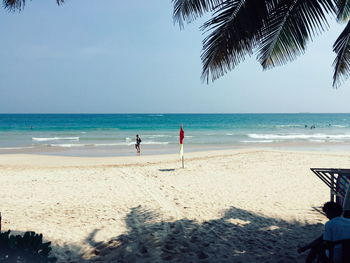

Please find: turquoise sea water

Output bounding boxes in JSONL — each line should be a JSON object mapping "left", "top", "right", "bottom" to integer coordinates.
{"left": 1, "top": 114, "right": 350, "bottom": 155}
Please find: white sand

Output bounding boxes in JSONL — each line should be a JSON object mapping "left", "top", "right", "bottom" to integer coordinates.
{"left": 0, "top": 149, "right": 349, "bottom": 262}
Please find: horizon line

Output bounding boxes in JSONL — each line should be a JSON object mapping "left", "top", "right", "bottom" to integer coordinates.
{"left": 1, "top": 112, "right": 350, "bottom": 115}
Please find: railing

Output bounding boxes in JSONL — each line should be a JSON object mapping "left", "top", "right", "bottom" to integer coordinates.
{"left": 310, "top": 168, "right": 350, "bottom": 205}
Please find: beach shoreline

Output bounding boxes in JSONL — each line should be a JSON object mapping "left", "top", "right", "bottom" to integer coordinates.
{"left": 2, "top": 140, "right": 350, "bottom": 157}
{"left": 1, "top": 149, "right": 349, "bottom": 262}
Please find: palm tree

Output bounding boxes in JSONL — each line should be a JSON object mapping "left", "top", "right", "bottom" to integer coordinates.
{"left": 172, "top": 0, "right": 350, "bottom": 87}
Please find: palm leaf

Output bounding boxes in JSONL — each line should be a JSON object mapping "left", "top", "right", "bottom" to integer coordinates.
{"left": 335, "top": 0, "right": 350, "bottom": 22}
{"left": 333, "top": 20, "right": 350, "bottom": 87}
{"left": 200, "top": 0, "right": 270, "bottom": 82}
{"left": 3, "top": 0, "right": 25, "bottom": 10}
{"left": 172, "top": 0, "right": 226, "bottom": 28}
{"left": 258, "top": 0, "right": 335, "bottom": 69}
{"left": 3, "top": 0, "right": 64, "bottom": 11}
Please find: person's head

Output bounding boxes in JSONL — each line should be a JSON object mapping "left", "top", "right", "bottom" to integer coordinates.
{"left": 322, "top": 201, "right": 343, "bottom": 219}
{"left": 136, "top": 134, "right": 139, "bottom": 138}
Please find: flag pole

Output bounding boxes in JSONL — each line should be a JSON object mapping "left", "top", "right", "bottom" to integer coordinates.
{"left": 182, "top": 154, "right": 184, "bottom": 169}
{"left": 180, "top": 143, "right": 184, "bottom": 168}
{"left": 180, "top": 125, "right": 185, "bottom": 169}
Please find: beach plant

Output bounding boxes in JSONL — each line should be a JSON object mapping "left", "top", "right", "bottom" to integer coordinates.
{"left": 0, "top": 230, "right": 57, "bottom": 262}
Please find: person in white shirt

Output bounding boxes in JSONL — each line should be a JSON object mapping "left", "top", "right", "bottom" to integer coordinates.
{"left": 298, "top": 202, "right": 350, "bottom": 263}
{"left": 323, "top": 202, "right": 350, "bottom": 263}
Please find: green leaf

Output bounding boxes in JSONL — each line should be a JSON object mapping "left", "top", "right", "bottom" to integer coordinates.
{"left": 200, "top": 0, "right": 269, "bottom": 82}
{"left": 258, "top": 0, "right": 335, "bottom": 69}
{"left": 333, "top": 20, "right": 350, "bottom": 87}
{"left": 336, "top": 0, "right": 350, "bottom": 22}
{"left": 172, "top": 0, "right": 226, "bottom": 28}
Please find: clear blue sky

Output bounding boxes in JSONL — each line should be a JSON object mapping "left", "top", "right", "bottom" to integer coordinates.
{"left": 1, "top": 0, "right": 350, "bottom": 113}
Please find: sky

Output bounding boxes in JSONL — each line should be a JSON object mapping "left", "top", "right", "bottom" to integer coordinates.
{"left": 1, "top": 1, "right": 350, "bottom": 113}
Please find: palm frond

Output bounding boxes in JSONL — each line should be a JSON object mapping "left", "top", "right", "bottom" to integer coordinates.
{"left": 3, "top": 0, "right": 64, "bottom": 11}
{"left": 259, "top": 0, "right": 335, "bottom": 69}
{"left": 3, "top": 0, "right": 25, "bottom": 11}
{"left": 335, "top": 0, "right": 350, "bottom": 22}
{"left": 172, "top": 0, "right": 226, "bottom": 28}
{"left": 333, "top": 20, "right": 350, "bottom": 87}
{"left": 200, "top": 0, "right": 270, "bottom": 82}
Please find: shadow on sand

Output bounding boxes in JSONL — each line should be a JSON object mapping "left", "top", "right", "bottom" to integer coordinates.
{"left": 64, "top": 206, "right": 324, "bottom": 263}
{"left": 2, "top": 207, "right": 322, "bottom": 262}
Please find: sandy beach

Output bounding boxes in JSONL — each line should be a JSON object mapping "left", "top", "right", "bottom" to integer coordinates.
{"left": 0, "top": 149, "right": 349, "bottom": 262}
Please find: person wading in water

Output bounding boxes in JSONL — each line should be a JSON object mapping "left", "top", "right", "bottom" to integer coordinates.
{"left": 135, "top": 134, "right": 142, "bottom": 154}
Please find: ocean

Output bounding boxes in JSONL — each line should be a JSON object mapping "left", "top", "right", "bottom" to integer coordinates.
{"left": 1, "top": 113, "right": 350, "bottom": 156}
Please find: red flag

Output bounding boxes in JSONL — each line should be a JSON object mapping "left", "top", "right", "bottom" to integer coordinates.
{"left": 179, "top": 127, "right": 184, "bottom": 144}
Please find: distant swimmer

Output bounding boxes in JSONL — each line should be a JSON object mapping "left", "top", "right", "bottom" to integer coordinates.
{"left": 135, "top": 134, "right": 142, "bottom": 154}
{"left": 310, "top": 125, "right": 316, "bottom": 129}
{"left": 305, "top": 125, "right": 308, "bottom": 128}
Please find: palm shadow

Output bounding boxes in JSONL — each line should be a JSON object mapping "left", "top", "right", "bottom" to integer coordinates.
{"left": 84, "top": 206, "right": 323, "bottom": 263}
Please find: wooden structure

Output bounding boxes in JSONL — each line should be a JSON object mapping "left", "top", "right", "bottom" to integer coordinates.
{"left": 310, "top": 168, "right": 350, "bottom": 205}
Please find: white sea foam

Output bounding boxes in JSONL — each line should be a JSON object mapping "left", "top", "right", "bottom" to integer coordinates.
{"left": 275, "top": 124, "right": 304, "bottom": 128}
{"left": 146, "top": 135, "right": 172, "bottom": 138}
{"left": 248, "top": 133, "right": 350, "bottom": 140}
{"left": 148, "top": 114, "right": 164, "bottom": 117}
{"left": 240, "top": 140, "right": 274, "bottom": 143}
{"left": 226, "top": 133, "right": 233, "bottom": 136}
{"left": 49, "top": 143, "right": 119, "bottom": 147}
{"left": 0, "top": 146, "right": 35, "bottom": 150}
{"left": 49, "top": 144, "right": 86, "bottom": 148}
{"left": 94, "top": 143, "right": 129, "bottom": 146}
{"left": 309, "top": 139, "right": 326, "bottom": 143}
{"left": 142, "top": 141, "right": 169, "bottom": 145}
{"left": 32, "top": 137, "right": 80, "bottom": 142}
{"left": 49, "top": 141, "right": 169, "bottom": 147}
{"left": 332, "top": 125, "right": 347, "bottom": 128}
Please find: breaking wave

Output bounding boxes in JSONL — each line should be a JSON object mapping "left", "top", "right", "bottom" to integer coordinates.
{"left": 47, "top": 141, "right": 169, "bottom": 148}
{"left": 32, "top": 137, "right": 80, "bottom": 142}
{"left": 248, "top": 133, "right": 350, "bottom": 140}
{"left": 240, "top": 140, "right": 274, "bottom": 143}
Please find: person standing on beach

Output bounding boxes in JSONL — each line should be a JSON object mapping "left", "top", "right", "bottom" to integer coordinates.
{"left": 135, "top": 134, "right": 141, "bottom": 154}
